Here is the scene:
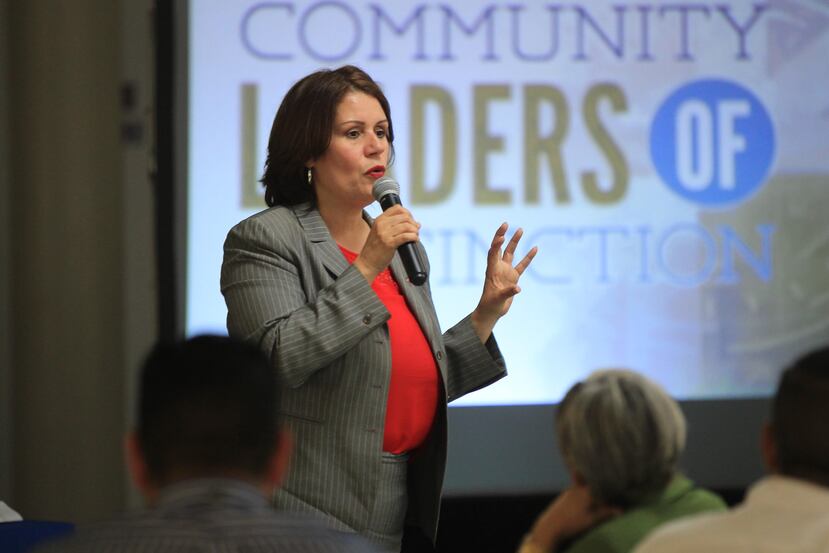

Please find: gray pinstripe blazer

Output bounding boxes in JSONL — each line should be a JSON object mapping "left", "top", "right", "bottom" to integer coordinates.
{"left": 221, "top": 203, "right": 506, "bottom": 542}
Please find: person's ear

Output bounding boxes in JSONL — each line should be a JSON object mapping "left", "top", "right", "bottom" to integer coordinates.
{"left": 124, "top": 432, "right": 156, "bottom": 500}
{"left": 265, "top": 427, "right": 293, "bottom": 489}
{"left": 761, "top": 422, "right": 779, "bottom": 473}
{"left": 570, "top": 468, "right": 586, "bottom": 487}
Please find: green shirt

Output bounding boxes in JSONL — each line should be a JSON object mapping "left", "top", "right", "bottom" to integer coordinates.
{"left": 562, "top": 475, "right": 727, "bottom": 553}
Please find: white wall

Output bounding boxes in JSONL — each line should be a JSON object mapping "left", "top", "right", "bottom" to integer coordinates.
{"left": 1, "top": 0, "right": 157, "bottom": 521}
{"left": 120, "top": 0, "right": 158, "bottom": 510}
{"left": 0, "top": 0, "right": 13, "bottom": 505}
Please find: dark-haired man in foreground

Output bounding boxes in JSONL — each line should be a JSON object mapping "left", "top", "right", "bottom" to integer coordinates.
{"left": 635, "top": 346, "right": 829, "bottom": 553}
{"left": 40, "top": 335, "right": 376, "bottom": 552}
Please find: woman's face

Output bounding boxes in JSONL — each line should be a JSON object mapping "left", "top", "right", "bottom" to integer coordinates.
{"left": 310, "top": 91, "right": 390, "bottom": 211}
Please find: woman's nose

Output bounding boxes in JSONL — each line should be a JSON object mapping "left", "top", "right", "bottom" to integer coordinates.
{"left": 366, "top": 133, "right": 385, "bottom": 156}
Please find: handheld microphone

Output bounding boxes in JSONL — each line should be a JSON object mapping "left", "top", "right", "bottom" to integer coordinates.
{"left": 372, "top": 176, "right": 428, "bottom": 286}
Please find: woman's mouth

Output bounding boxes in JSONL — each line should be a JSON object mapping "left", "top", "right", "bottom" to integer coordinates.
{"left": 366, "top": 166, "right": 386, "bottom": 179}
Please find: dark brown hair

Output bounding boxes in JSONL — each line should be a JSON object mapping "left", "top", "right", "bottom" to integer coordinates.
{"left": 261, "top": 65, "right": 394, "bottom": 207}
{"left": 137, "top": 335, "right": 278, "bottom": 484}
{"left": 772, "top": 346, "right": 829, "bottom": 486}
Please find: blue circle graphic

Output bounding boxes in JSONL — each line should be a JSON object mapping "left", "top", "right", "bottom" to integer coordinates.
{"left": 650, "top": 79, "right": 775, "bottom": 207}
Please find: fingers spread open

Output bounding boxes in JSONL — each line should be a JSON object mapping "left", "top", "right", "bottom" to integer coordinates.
{"left": 515, "top": 246, "right": 538, "bottom": 275}
{"left": 490, "top": 222, "right": 508, "bottom": 245}
{"left": 503, "top": 227, "right": 523, "bottom": 263}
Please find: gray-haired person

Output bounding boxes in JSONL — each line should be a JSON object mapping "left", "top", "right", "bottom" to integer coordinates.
{"left": 519, "top": 369, "right": 726, "bottom": 553}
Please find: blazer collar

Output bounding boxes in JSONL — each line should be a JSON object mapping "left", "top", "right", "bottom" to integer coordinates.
{"left": 292, "top": 202, "right": 347, "bottom": 278}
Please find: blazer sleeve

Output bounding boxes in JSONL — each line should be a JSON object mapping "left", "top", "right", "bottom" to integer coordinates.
{"left": 401, "top": 245, "right": 505, "bottom": 402}
{"left": 221, "top": 214, "right": 390, "bottom": 389}
{"left": 441, "top": 313, "right": 507, "bottom": 402}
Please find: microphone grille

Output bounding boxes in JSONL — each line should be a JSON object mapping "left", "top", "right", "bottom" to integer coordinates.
{"left": 372, "top": 175, "right": 400, "bottom": 201}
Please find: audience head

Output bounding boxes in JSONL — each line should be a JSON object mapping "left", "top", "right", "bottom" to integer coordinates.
{"left": 556, "top": 369, "right": 686, "bottom": 508}
{"left": 765, "top": 346, "right": 829, "bottom": 486}
{"left": 261, "top": 64, "right": 394, "bottom": 208}
{"left": 127, "top": 335, "right": 286, "bottom": 498}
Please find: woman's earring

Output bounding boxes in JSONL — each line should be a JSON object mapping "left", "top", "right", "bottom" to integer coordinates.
{"left": 306, "top": 167, "right": 312, "bottom": 185}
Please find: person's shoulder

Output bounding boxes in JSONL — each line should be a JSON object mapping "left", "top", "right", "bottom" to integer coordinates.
{"left": 660, "top": 475, "right": 727, "bottom": 516}
{"left": 561, "top": 524, "right": 626, "bottom": 553}
{"left": 683, "top": 485, "right": 728, "bottom": 511}
{"left": 561, "top": 508, "right": 660, "bottom": 553}
{"left": 30, "top": 517, "right": 155, "bottom": 553}
{"left": 35, "top": 512, "right": 378, "bottom": 553}
{"left": 230, "top": 204, "right": 301, "bottom": 235}
{"left": 224, "top": 511, "right": 379, "bottom": 551}
{"left": 563, "top": 486, "right": 726, "bottom": 553}
{"left": 633, "top": 510, "right": 731, "bottom": 553}
{"left": 224, "top": 204, "right": 308, "bottom": 251}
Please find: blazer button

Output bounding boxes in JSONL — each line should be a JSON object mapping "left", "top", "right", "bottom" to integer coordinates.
{"left": 362, "top": 314, "right": 372, "bottom": 325}
{"left": 435, "top": 350, "right": 444, "bottom": 361}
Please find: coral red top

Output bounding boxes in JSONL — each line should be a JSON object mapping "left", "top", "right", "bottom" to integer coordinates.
{"left": 339, "top": 246, "right": 439, "bottom": 454}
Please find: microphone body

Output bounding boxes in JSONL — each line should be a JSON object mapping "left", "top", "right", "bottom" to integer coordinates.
{"left": 372, "top": 177, "right": 428, "bottom": 286}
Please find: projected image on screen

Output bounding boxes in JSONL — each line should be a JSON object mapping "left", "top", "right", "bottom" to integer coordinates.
{"left": 185, "top": 1, "right": 829, "bottom": 406}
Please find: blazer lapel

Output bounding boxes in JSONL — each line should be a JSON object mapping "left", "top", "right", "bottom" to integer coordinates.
{"left": 389, "top": 254, "right": 447, "bottom": 380}
{"left": 292, "top": 203, "right": 348, "bottom": 279}
{"left": 362, "top": 209, "right": 444, "bottom": 361}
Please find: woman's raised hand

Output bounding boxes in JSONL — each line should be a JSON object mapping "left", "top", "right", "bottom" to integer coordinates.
{"left": 471, "top": 223, "right": 537, "bottom": 343}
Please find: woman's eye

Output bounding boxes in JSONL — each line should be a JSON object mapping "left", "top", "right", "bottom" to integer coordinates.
{"left": 346, "top": 129, "right": 361, "bottom": 139}
{"left": 375, "top": 128, "right": 387, "bottom": 139}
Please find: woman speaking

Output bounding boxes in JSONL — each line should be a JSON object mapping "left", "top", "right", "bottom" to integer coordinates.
{"left": 221, "top": 65, "right": 536, "bottom": 552}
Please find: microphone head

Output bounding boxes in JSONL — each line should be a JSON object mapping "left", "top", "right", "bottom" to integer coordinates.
{"left": 372, "top": 175, "right": 400, "bottom": 202}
